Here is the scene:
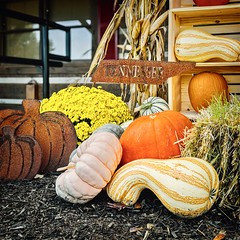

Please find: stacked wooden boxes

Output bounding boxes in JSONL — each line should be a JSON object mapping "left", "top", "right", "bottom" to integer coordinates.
{"left": 167, "top": 0, "right": 240, "bottom": 113}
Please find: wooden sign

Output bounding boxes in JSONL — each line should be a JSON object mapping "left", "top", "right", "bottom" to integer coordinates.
{"left": 92, "top": 59, "right": 196, "bottom": 84}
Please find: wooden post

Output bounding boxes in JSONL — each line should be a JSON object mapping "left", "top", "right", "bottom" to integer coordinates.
{"left": 26, "top": 80, "right": 39, "bottom": 99}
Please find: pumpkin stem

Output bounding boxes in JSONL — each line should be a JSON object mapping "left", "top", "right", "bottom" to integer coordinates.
{"left": 141, "top": 102, "right": 153, "bottom": 111}
{"left": 57, "top": 164, "right": 75, "bottom": 172}
{"left": 133, "top": 106, "right": 141, "bottom": 113}
{"left": 2, "top": 126, "right": 15, "bottom": 136}
{"left": 22, "top": 99, "right": 41, "bottom": 116}
{"left": 134, "top": 102, "right": 152, "bottom": 113}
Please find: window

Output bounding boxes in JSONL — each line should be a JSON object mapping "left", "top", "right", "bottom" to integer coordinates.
{"left": 2, "top": 0, "right": 40, "bottom": 59}
{"left": 49, "top": 20, "right": 92, "bottom": 60}
{"left": 1, "top": 0, "right": 97, "bottom": 61}
{"left": 48, "top": 0, "right": 96, "bottom": 60}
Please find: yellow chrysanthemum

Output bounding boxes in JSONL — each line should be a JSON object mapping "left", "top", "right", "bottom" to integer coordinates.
{"left": 40, "top": 86, "right": 133, "bottom": 144}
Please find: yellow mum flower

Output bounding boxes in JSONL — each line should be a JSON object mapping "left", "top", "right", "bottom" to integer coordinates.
{"left": 40, "top": 86, "right": 133, "bottom": 144}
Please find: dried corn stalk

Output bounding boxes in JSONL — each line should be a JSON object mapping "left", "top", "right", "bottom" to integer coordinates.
{"left": 122, "top": 0, "right": 168, "bottom": 113}
{"left": 84, "top": 0, "right": 168, "bottom": 114}
{"left": 86, "top": 0, "right": 127, "bottom": 78}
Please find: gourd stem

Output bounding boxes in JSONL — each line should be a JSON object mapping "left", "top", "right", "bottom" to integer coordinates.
{"left": 57, "top": 165, "right": 75, "bottom": 172}
{"left": 133, "top": 106, "right": 141, "bottom": 113}
{"left": 134, "top": 102, "right": 152, "bottom": 113}
{"left": 22, "top": 99, "right": 41, "bottom": 116}
{"left": 141, "top": 102, "right": 153, "bottom": 110}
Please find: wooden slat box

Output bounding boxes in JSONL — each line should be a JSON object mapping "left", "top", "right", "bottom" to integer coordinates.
{"left": 167, "top": 1, "right": 240, "bottom": 113}
{"left": 169, "top": 0, "right": 240, "bottom": 8}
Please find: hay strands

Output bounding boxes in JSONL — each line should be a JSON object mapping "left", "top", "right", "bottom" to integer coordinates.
{"left": 182, "top": 96, "right": 240, "bottom": 210}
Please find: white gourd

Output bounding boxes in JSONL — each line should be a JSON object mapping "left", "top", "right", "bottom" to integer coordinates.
{"left": 175, "top": 28, "right": 240, "bottom": 62}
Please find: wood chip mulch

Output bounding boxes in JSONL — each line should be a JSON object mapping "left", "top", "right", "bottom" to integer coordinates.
{"left": 0, "top": 173, "right": 239, "bottom": 240}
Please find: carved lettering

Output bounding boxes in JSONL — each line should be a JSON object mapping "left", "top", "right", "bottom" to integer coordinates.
{"left": 126, "top": 65, "right": 132, "bottom": 77}
{"left": 145, "top": 66, "right": 151, "bottom": 78}
{"left": 105, "top": 65, "right": 163, "bottom": 79}
{"left": 151, "top": 67, "right": 157, "bottom": 78}
{"left": 105, "top": 65, "right": 116, "bottom": 77}
{"left": 133, "top": 66, "right": 140, "bottom": 78}
{"left": 119, "top": 65, "right": 125, "bottom": 76}
{"left": 92, "top": 59, "right": 196, "bottom": 84}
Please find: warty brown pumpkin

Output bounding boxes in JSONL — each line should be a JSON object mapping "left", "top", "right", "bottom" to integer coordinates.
{"left": 0, "top": 126, "right": 42, "bottom": 181}
{"left": 0, "top": 109, "right": 22, "bottom": 124}
{"left": 0, "top": 99, "right": 77, "bottom": 173}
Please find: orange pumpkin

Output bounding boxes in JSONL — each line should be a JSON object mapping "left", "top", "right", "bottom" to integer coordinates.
{"left": 188, "top": 72, "right": 229, "bottom": 112}
{"left": 120, "top": 110, "right": 192, "bottom": 166}
{"left": 0, "top": 99, "right": 77, "bottom": 173}
{"left": 0, "top": 126, "right": 42, "bottom": 181}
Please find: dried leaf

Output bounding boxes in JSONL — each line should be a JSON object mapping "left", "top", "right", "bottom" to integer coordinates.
{"left": 149, "top": 10, "right": 168, "bottom": 35}
{"left": 140, "top": 14, "right": 151, "bottom": 49}
{"left": 146, "top": 223, "right": 155, "bottom": 229}
{"left": 34, "top": 174, "right": 44, "bottom": 179}
{"left": 213, "top": 230, "right": 226, "bottom": 240}
{"left": 86, "top": 0, "right": 127, "bottom": 79}
{"left": 132, "top": 19, "right": 143, "bottom": 40}
{"left": 129, "top": 226, "right": 144, "bottom": 233}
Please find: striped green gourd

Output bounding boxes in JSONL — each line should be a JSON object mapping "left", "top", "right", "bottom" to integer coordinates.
{"left": 139, "top": 97, "right": 170, "bottom": 116}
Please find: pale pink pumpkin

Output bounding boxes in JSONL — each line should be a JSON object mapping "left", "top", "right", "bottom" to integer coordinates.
{"left": 55, "top": 124, "right": 123, "bottom": 204}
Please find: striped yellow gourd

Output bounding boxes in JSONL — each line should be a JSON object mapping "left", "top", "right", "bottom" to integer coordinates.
{"left": 106, "top": 157, "right": 219, "bottom": 218}
{"left": 175, "top": 28, "right": 240, "bottom": 62}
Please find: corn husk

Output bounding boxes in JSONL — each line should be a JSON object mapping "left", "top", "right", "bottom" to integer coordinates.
{"left": 122, "top": 0, "right": 168, "bottom": 113}
{"left": 86, "top": 1, "right": 127, "bottom": 78}
{"left": 84, "top": 0, "right": 169, "bottom": 114}
{"left": 182, "top": 96, "right": 240, "bottom": 213}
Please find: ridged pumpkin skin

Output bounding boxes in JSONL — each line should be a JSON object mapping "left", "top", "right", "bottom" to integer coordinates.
{"left": 120, "top": 110, "right": 192, "bottom": 166}
{"left": 139, "top": 97, "right": 170, "bottom": 116}
{"left": 0, "top": 126, "right": 42, "bottom": 181}
{"left": 93, "top": 123, "right": 124, "bottom": 139}
{"left": 107, "top": 157, "right": 219, "bottom": 218}
{"left": 55, "top": 129, "right": 123, "bottom": 204}
{"left": 188, "top": 72, "right": 229, "bottom": 112}
{"left": 0, "top": 99, "right": 77, "bottom": 173}
{"left": 0, "top": 109, "right": 22, "bottom": 124}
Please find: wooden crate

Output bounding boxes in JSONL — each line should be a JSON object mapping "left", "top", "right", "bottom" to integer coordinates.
{"left": 169, "top": 0, "right": 240, "bottom": 8}
{"left": 167, "top": 1, "right": 240, "bottom": 113}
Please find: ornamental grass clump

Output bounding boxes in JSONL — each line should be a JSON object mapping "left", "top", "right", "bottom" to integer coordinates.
{"left": 182, "top": 96, "right": 240, "bottom": 211}
{"left": 40, "top": 86, "right": 133, "bottom": 144}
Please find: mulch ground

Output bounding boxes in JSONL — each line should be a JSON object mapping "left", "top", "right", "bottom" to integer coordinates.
{"left": 0, "top": 173, "right": 239, "bottom": 240}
